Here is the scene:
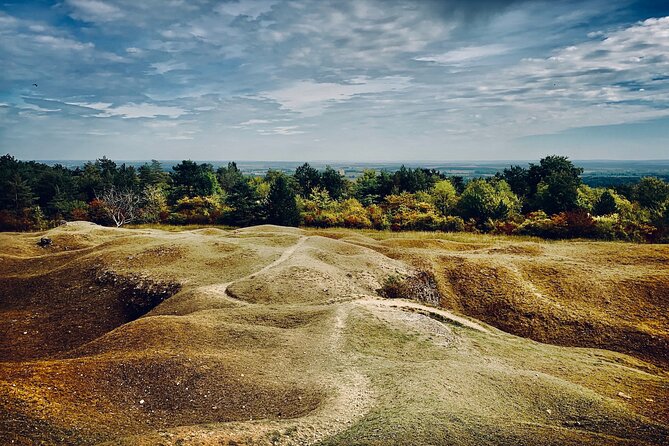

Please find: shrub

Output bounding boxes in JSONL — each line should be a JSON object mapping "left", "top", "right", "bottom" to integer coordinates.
{"left": 170, "top": 195, "right": 225, "bottom": 225}
{"left": 515, "top": 211, "right": 568, "bottom": 239}
{"left": 88, "top": 198, "right": 113, "bottom": 226}
{"left": 367, "top": 204, "right": 390, "bottom": 230}
{"left": 384, "top": 193, "right": 450, "bottom": 231}
{"left": 340, "top": 199, "right": 372, "bottom": 229}
{"left": 0, "top": 209, "right": 25, "bottom": 231}
{"left": 595, "top": 216, "right": 658, "bottom": 243}
{"left": 440, "top": 216, "right": 466, "bottom": 232}
{"left": 141, "top": 185, "right": 168, "bottom": 223}
{"left": 492, "top": 219, "right": 520, "bottom": 235}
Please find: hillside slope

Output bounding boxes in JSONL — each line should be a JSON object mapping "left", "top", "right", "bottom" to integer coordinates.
{"left": 0, "top": 223, "right": 667, "bottom": 445}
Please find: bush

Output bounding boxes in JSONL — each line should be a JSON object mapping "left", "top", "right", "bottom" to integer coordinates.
{"left": 0, "top": 209, "right": 26, "bottom": 231}
{"left": 440, "top": 216, "right": 466, "bottom": 232}
{"left": 385, "top": 193, "right": 452, "bottom": 231}
{"left": 340, "top": 199, "right": 372, "bottom": 229}
{"left": 170, "top": 196, "right": 225, "bottom": 225}
{"left": 592, "top": 215, "right": 658, "bottom": 242}
{"left": 141, "top": 185, "right": 168, "bottom": 223}
{"left": 515, "top": 211, "right": 568, "bottom": 239}
{"left": 88, "top": 199, "right": 113, "bottom": 225}
{"left": 0, "top": 207, "right": 48, "bottom": 231}
{"left": 367, "top": 204, "right": 390, "bottom": 230}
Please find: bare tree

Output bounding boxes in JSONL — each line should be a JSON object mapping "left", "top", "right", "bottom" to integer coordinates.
{"left": 98, "top": 187, "right": 141, "bottom": 227}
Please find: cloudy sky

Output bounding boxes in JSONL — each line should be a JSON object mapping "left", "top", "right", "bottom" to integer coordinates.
{"left": 1, "top": 0, "right": 668, "bottom": 161}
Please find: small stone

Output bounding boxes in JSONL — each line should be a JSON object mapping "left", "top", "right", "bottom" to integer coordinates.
{"left": 546, "top": 409, "right": 552, "bottom": 415}
{"left": 617, "top": 392, "right": 632, "bottom": 399}
{"left": 139, "top": 399, "right": 145, "bottom": 405}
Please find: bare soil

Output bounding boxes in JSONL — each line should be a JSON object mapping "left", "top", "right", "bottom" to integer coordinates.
{"left": 0, "top": 223, "right": 667, "bottom": 445}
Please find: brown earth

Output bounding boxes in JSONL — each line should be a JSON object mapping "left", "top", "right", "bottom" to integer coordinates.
{"left": 0, "top": 223, "right": 667, "bottom": 445}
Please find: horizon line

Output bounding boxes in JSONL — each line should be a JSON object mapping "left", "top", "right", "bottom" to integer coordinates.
{"left": 20, "top": 158, "right": 669, "bottom": 163}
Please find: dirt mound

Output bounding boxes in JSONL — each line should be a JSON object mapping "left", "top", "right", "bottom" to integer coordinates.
{"left": 227, "top": 236, "right": 410, "bottom": 305}
{"left": 1, "top": 224, "right": 668, "bottom": 445}
{"left": 340, "top": 232, "right": 669, "bottom": 368}
{"left": 433, "top": 253, "right": 669, "bottom": 367}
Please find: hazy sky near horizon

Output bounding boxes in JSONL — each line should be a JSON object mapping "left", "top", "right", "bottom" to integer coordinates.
{"left": 1, "top": 0, "right": 668, "bottom": 161}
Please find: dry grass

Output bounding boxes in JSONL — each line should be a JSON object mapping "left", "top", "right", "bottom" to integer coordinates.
{"left": 0, "top": 222, "right": 667, "bottom": 445}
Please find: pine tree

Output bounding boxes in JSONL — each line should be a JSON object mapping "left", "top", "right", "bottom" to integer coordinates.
{"left": 267, "top": 175, "right": 299, "bottom": 226}
{"left": 225, "top": 177, "right": 264, "bottom": 227}
{"left": 4, "top": 173, "right": 35, "bottom": 212}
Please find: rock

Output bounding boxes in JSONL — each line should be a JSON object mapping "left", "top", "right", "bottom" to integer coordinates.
{"left": 617, "top": 391, "right": 632, "bottom": 399}
{"left": 37, "top": 237, "right": 52, "bottom": 247}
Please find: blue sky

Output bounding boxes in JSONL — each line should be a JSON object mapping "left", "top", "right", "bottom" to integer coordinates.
{"left": 1, "top": 0, "right": 668, "bottom": 160}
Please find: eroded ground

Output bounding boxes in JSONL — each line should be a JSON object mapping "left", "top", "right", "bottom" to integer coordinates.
{"left": 0, "top": 223, "right": 667, "bottom": 445}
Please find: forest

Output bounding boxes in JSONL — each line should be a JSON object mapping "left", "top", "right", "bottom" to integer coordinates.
{"left": 1, "top": 154, "right": 668, "bottom": 242}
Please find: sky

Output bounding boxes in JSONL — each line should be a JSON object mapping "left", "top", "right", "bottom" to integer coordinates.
{"left": 1, "top": 0, "right": 668, "bottom": 161}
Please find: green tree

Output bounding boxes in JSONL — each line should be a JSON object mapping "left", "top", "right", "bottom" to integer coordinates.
{"left": 267, "top": 174, "right": 299, "bottom": 226}
{"left": 528, "top": 156, "right": 583, "bottom": 214}
{"left": 502, "top": 165, "right": 530, "bottom": 198}
{"left": 77, "top": 161, "right": 105, "bottom": 201}
{"left": 3, "top": 174, "right": 35, "bottom": 211}
{"left": 224, "top": 177, "right": 264, "bottom": 227}
{"left": 294, "top": 163, "right": 321, "bottom": 196}
{"left": 354, "top": 169, "right": 380, "bottom": 205}
{"left": 457, "top": 179, "right": 519, "bottom": 222}
{"left": 593, "top": 190, "right": 617, "bottom": 216}
{"left": 376, "top": 171, "right": 396, "bottom": 197}
{"left": 321, "top": 166, "right": 347, "bottom": 199}
{"left": 635, "top": 177, "right": 669, "bottom": 212}
{"left": 171, "top": 160, "right": 221, "bottom": 199}
{"left": 217, "top": 162, "right": 245, "bottom": 191}
{"left": 430, "top": 179, "right": 458, "bottom": 216}
{"left": 95, "top": 157, "right": 117, "bottom": 190}
{"left": 139, "top": 160, "right": 170, "bottom": 189}
{"left": 115, "top": 163, "right": 140, "bottom": 191}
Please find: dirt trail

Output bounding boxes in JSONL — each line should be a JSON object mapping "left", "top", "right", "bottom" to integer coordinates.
{"left": 356, "top": 297, "right": 489, "bottom": 333}
{"left": 198, "top": 235, "right": 309, "bottom": 304}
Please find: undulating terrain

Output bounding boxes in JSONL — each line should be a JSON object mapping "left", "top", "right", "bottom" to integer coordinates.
{"left": 1, "top": 222, "right": 667, "bottom": 445}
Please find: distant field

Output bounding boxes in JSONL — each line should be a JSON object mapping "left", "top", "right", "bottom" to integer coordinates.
{"left": 1, "top": 223, "right": 667, "bottom": 445}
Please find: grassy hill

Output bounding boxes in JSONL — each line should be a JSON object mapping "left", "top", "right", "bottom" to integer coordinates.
{"left": 1, "top": 223, "right": 667, "bottom": 445}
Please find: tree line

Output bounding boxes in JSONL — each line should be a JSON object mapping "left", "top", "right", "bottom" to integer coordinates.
{"left": 1, "top": 154, "right": 668, "bottom": 242}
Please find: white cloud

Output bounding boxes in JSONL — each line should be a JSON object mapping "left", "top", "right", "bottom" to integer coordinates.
{"left": 258, "top": 125, "right": 304, "bottom": 136}
{"left": 66, "top": 0, "right": 124, "bottom": 22}
{"left": 262, "top": 76, "right": 412, "bottom": 115}
{"left": 415, "top": 44, "right": 510, "bottom": 64}
{"left": 69, "top": 101, "right": 187, "bottom": 119}
{"left": 19, "top": 103, "right": 62, "bottom": 113}
{"left": 32, "top": 34, "right": 94, "bottom": 51}
{"left": 150, "top": 60, "right": 188, "bottom": 74}
{"left": 215, "top": 0, "right": 276, "bottom": 19}
{"left": 238, "top": 119, "right": 271, "bottom": 125}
